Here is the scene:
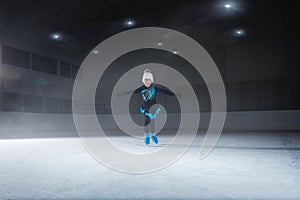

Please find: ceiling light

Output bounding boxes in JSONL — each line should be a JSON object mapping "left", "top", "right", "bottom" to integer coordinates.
{"left": 234, "top": 29, "right": 246, "bottom": 37}
{"left": 50, "top": 32, "right": 62, "bottom": 40}
{"left": 125, "top": 20, "right": 135, "bottom": 27}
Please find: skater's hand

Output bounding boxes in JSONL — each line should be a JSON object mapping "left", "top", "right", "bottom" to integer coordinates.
{"left": 154, "top": 107, "right": 161, "bottom": 115}
{"left": 145, "top": 112, "right": 156, "bottom": 119}
{"left": 152, "top": 107, "right": 161, "bottom": 119}
{"left": 151, "top": 114, "right": 156, "bottom": 119}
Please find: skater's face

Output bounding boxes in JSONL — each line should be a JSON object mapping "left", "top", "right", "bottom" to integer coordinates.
{"left": 144, "top": 79, "right": 152, "bottom": 87}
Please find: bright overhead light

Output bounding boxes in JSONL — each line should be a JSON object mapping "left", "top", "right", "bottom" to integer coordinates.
{"left": 234, "top": 29, "right": 246, "bottom": 37}
{"left": 172, "top": 49, "right": 178, "bottom": 54}
{"left": 157, "top": 41, "right": 163, "bottom": 46}
{"left": 50, "top": 32, "right": 62, "bottom": 40}
{"left": 93, "top": 50, "right": 99, "bottom": 54}
{"left": 225, "top": 4, "right": 231, "bottom": 8}
{"left": 125, "top": 20, "right": 135, "bottom": 27}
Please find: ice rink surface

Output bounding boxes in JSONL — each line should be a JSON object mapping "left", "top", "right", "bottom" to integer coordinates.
{"left": 0, "top": 130, "right": 299, "bottom": 200}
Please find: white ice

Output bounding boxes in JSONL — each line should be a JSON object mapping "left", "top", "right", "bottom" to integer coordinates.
{"left": 0, "top": 131, "right": 299, "bottom": 200}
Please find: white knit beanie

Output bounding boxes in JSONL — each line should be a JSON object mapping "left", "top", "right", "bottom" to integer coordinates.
{"left": 142, "top": 69, "right": 154, "bottom": 83}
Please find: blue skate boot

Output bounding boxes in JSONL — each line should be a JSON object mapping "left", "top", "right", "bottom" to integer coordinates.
{"left": 151, "top": 133, "right": 158, "bottom": 144}
{"left": 144, "top": 132, "right": 151, "bottom": 145}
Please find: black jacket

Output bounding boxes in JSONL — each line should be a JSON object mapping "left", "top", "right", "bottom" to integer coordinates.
{"left": 133, "top": 83, "right": 175, "bottom": 115}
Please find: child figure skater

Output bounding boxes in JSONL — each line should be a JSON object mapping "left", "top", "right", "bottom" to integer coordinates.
{"left": 133, "top": 69, "right": 175, "bottom": 145}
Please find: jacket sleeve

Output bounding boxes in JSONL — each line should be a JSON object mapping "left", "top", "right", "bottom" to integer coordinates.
{"left": 155, "top": 86, "right": 175, "bottom": 96}
{"left": 133, "top": 86, "right": 144, "bottom": 94}
{"left": 121, "top": 86, "right": 143, "bottom": 95}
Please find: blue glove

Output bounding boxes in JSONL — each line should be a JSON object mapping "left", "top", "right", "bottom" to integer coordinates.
{"left": 145, "top": 112, "right": 156, "bottom": 119}
{"left": 153, "top": 107, "right": 161, "bottom": 119}
{"left": 140, "top": 107, "right": 146, "bottom": 114}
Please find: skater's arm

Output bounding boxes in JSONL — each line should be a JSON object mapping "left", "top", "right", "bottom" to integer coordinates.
{"left": 119, "top": 86, "right": 143, "bottom": 96}
{"left": 155, "top": 86, "right": 175, "bottom": 96}
{"left": 133, "top": 86, "right": 144, "bottom": 94}
{"left": 140, "top": 106, "right": 156, "bottom": 119}
{"left": 141, "top": 109, "right": 155, "bottom": 119}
